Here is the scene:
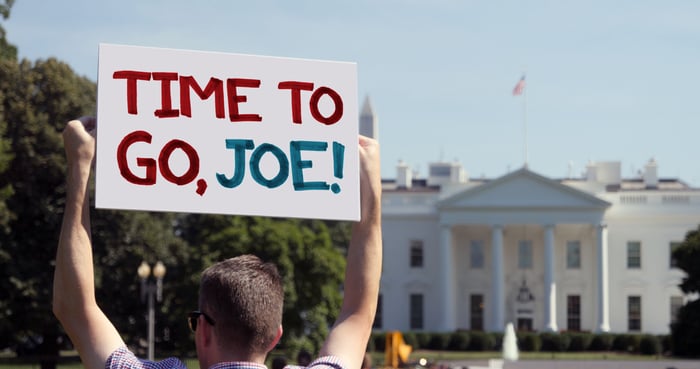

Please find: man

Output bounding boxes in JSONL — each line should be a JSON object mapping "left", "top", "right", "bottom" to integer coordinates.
{"left": 53, "top": 117, "right": 382, "bottom": 369}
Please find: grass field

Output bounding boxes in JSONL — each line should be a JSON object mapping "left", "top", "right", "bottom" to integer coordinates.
{"left": 0, "top": 351, "right": 672, "bottom": 369}
{"left": 400, "top": 350, "right": 664, "bottom": 362}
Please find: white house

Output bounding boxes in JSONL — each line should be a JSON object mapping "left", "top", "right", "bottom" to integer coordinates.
{"left": 361, "top": 99, "right": 699, "bottom": 335}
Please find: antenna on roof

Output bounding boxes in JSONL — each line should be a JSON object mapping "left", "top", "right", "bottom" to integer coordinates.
{"left": 568, "top": 161, "right": 574, "bottom": 179}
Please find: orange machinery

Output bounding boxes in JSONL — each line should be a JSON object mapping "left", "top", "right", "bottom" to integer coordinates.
{"left": 384, "top": 331, "right": 412, "bottom": 368}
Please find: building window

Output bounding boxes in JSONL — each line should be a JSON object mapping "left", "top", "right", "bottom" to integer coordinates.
{"left": 670, "top": 242, "right": 682, "bottom": 269}
{"left": 470, "top": 294, "right": 484, "bottom": 331}
{"left": 373, "top": 294, "right": 383, "bottom": 329}
{"left": 628, "top": 296, "right": 641, "bottom": 331}
{"left": 566, "top": 241, "right": 581, "bottom": 269}
{"left": 470, "top": 240, "right": 484, "bottom": 269}
{"left": 410, "top": 294, "right": 424, "bottom": 330}
{"left": 627, "top": 241, "right": 641, "bottom": 269}
{"left": 671, "top": 296, "right": 683, "bottom": 324}
{"left": 518, "top": 240, "right": 533, "bottom": 269}
{"left": 410, "top": 240, "right": 424, "bottom": 268}
{"left": 567, "top": 295, "right": 581, "bottom": 331}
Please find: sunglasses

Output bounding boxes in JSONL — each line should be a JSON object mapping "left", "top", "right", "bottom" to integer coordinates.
{"left": 188, "top": 310, "right": 216, "bottom": 332}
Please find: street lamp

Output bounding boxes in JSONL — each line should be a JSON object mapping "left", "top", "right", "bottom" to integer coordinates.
{"left": 138, "top": 260, "right": 166, "bottom": 361}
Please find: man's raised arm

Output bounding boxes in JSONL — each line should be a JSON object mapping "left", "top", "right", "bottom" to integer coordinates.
{"left": 53, "top": 118, "right": 124, "bottom": 369}
{"left": 319, "top": 136, "right": 382, "bottom": 369}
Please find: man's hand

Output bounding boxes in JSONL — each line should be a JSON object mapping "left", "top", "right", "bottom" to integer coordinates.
{"left": 357, "top": 136, "right": 381, "bottom": 225}
{"left": 63, "top": 117, "right": 96, "bottom": 168}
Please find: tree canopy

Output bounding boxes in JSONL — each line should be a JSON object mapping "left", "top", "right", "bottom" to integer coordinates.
{"left": 670, "top": 225, "right": 700, "bottom": 357}
{"left": 0, "top": 4, "right": 351, "bottom": 366}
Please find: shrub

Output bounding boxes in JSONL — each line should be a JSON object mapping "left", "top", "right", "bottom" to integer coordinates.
{"left": 415, "top": 332, "right": 431, "bottom": 349}
{"left": 518, "top": 332, "right": 541, "bottom": 352}
{"left": 427, "top": 332, "right": 450, "bottom": 350}
{"left": 469, "top": 331, "right": 496, "bottom": 351}
{"left": 589, "top": 333, "right": 614, "bottom": 351}
{"left": 371, "top": 332, "right": 385, "bottom": 352}
{"left": 612, "top": 334, "right": 641, "bottom": 353}
{"left": 540, "top": 333, "right": 570, "bottom": 352}
{"left": 402, "top": 332, "right": 417, "bottom": 349}
{"left": 366, "top": 333, "right": 375, "bottom": 352}
{"left": 567, "top": 332, "right": 593, "bottom": 352}
{"left": 659, "top": 334, "right": 672, "bottom": 354}
{"left": 447, "top": 332, "right": 470, "bottom": 351}
{"left": 611, "top": 334, "right": 627, "bottom": 352}
{"left": 491, "top": 332, "right": 504, "bottom": 351}
{"left": 639, "top": 335, "right": 662, "bottom": 355}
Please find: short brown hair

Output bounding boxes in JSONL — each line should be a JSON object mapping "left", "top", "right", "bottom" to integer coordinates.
{"left": 199, "top": 255, "right": 284, "bottom": 354}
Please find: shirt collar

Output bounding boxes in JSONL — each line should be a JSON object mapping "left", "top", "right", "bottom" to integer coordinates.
{"left": 209, "top": 362, "right": 268, "bottom": 369}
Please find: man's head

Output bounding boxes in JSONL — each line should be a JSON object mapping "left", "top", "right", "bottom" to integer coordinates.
{"left": 198, "top": 255, "right": 284, "bottom": 357}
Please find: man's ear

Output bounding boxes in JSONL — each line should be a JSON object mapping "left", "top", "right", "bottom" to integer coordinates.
{"left": 266, "top": 325, "right": 283, "bottom": 352}
{"left": 199, "top": 316, "right": 214, "bottom": 347}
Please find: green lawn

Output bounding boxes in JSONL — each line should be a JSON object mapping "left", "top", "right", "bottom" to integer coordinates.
{"left": 0, "top": 351, "right": 672, "bottom": 369}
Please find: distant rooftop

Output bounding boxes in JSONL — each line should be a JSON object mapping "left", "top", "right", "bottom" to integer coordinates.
{"left": 383, "top": 159, "right": 697, "bottom": 193}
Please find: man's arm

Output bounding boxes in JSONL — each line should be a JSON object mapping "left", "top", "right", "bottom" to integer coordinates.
{"left": 319, "top": 136, "right": 382, "bottom": 369}
{"left": 53, "top": 118, "right": 125, "bottom": 369}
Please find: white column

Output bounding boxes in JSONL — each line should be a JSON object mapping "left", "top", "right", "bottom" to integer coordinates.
{"left": 544, "top": 224, "right": 558, "bottom": 332}
{"left": 491, "top": 225, "right": 505, "bottom": 331}
{"left": 596, "top": 223, "right": 611, "bottom": 332}
{"left": 439, "top": 224, "right": 456, "bottom": 331}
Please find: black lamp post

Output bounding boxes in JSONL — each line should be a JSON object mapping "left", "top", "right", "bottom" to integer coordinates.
{"left": 137, "top": 261, "right": 166, "bottom": 361}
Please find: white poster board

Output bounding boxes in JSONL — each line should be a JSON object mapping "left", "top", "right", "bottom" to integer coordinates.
{"left": 96, "top": 44, "right": 359, "bottom": 221}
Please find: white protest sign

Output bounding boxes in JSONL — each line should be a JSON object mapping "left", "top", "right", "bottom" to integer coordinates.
{"left": 95, "top": 44, "right": 359, "bottom": 221}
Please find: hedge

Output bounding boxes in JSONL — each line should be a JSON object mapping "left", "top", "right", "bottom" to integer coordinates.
{"left": 367, "top": 331, "right": 671, "bottom": 355}
{"left": 567, "top": 332, "right": 593, "bottom": 352}
{"left": 589, "top": 333, "right": 614, "bottom": 351}
{"left": 518, "top": 332, "right": 541, "bottom": 352}
{"left": 639, "top": 335, "right": 662, "bottom": 355}
{"left": 447, "top": 332, "right": 471, "bottom": 351}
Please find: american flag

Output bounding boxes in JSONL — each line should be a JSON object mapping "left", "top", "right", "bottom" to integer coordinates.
{"left": 512, "top": 75, "right": 526, "bottom": 96}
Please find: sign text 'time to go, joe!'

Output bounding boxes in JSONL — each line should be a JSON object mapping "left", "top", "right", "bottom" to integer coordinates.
{"left": 96, "top": 44, "right": 359, "bottom": 221}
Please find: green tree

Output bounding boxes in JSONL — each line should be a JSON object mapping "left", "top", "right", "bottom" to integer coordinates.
{"left": 0, "top": 1, "right": 352, "bottom": 361}
{"left": 90, "top": 209, "right": 195, "bottom": 357}
{"left": 0, "top": 55, "right": 96, "bottom": 368}
{"left": 0, "top": 0, "right": 17, "bottom": 60}
{"left": 0, "top": 52, "right": 196, "bottom": 364}
{"left": 671, "top": 225, "right": 700, "bottom": 357}
{"left": 177, "top": 214, "right": 346, "bottom": 355}
{"left": 0, "top": 0, "right": 15, "bottom": 268}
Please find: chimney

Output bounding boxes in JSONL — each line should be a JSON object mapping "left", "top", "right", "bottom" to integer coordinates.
{"left": 585, "top": 161, "right": 597, "bottom": 182}
{"left": 396, "top": 160, "right": 412, "bottom": 189}
{"left": 643, "top": 158, "right": 658, "bottom": 188}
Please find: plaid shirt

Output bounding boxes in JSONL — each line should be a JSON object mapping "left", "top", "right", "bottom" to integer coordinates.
{"left": 106, "top": 346, "right": 345, "bottom": 369}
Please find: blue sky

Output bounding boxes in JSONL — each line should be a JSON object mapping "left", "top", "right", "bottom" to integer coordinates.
{"left": 6, "top": 0, "right": 700, "bottom": 185}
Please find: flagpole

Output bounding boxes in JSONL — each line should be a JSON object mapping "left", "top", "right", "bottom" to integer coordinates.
{"left": 512, "top": 73, "right": 528, "bottom": 169}
{"left": 523, "top": 77, "right": 528, "bottom": 168}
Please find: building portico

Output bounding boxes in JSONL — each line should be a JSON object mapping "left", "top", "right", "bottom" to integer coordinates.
{"left": 435, "top": 168, "right": 610, "bottom": 332}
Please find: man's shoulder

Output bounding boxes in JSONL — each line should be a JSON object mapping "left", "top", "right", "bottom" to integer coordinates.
{"left": 285, "top": 356, "right": 346, "bottom": 369}
{"left": 106, "top": 346, "right": 187, "bottom": 369}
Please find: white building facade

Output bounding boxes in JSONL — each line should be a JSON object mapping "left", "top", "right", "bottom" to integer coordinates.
{"left": 377, "top": 159, "right": 699, "bottom": 335}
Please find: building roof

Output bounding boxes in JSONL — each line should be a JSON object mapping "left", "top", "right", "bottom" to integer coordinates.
{"left": 383, "top": 171, "right": 697, "bottom": 193}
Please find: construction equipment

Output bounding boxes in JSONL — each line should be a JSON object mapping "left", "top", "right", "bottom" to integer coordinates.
{"left": 384, "top": 331, "right": 413, "bottom": 368}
